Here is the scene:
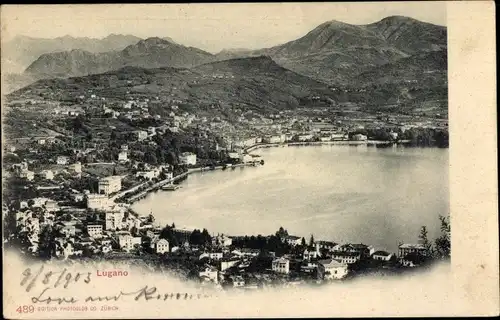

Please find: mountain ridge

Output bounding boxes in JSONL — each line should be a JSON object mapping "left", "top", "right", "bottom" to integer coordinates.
{"left": 25, "top": 37, "right": 215, "bottom": 78}
{"left": 9, "top": 15, "right": 447, "bottom": 103}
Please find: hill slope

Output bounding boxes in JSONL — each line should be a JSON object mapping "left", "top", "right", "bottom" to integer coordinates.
{"left": 12, "top": 56, "right": 336, "bottom": 113}
{"left": 2, "top": 34, "right": 142, "bottom": 73}
{"left": 25, "top": 37, "right": 215, "bottom": 78}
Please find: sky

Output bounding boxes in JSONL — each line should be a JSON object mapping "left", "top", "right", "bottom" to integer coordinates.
{"left": 1, "top": 3, "right": 447, "bottom": 53}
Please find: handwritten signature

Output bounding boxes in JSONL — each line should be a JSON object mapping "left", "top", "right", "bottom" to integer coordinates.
{"left": 31, "top": 286, "right": 214, "bottom": 305}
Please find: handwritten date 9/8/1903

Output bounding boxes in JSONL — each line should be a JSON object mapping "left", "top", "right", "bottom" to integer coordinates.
{"left": 21, "top": 265, "right": 92, "bottom": 293}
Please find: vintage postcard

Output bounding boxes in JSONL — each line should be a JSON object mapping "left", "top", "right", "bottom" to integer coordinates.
{"left": 1, "top": 2, "right": 498, "bottom": 318}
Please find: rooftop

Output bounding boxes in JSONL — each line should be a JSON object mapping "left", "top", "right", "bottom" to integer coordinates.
{"left": 331, "top": 251, "right": 361, "bottom": 257}
{"left": 372, "top": 250, "right": 391, "bottom": 256}
{"left": 318, "top": 258, "right": 347, "bottom": 267}
{"left": 399, "top": 243, "right": 425, "bottom": 249}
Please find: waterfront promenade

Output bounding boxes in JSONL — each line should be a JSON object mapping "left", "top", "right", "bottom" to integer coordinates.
{"left": 244, "top": 140, "right": 411, "bottom": 153}
{"left": 119, "top": 162, "right": 259, "bottom": 204}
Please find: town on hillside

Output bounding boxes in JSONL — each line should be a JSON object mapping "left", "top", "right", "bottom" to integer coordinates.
{"left": 2, "top": 11, "right": 450, "bottom": 292}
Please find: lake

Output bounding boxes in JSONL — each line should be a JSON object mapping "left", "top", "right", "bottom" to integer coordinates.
{"left": 132, "top": 145, "right": 449, "bottom": 253}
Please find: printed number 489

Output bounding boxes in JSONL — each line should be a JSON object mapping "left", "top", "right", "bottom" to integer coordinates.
{"left": 16, "top": 306, "right": 34, "bottom": 313}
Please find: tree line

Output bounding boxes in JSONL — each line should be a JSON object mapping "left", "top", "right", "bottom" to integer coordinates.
{"left": 418, "top": 215, "right": 451, "bottom": 260}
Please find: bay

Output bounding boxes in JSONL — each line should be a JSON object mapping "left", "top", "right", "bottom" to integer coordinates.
{"left": 132, "top": 145, "right": 449, "bottom": 253}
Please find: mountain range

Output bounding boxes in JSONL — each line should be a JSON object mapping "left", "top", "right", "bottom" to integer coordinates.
{"left": 24, "top": 37, "right": 214, "bottom": 78}
{"left": 221, "top": 16, "right": 447, "bottom": 85}
{"left": 2, "top": 34, "right": 148, "bottom": 73}
{"left": 5, "top": 16, "right": 447, "bottom": 112}
{"left": 18, "top": 16, "right": 446, "bottom": 86}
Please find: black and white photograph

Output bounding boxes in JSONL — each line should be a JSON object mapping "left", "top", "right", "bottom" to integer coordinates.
{"left": 1, "top": 2, "right": 497, "bottom": 318}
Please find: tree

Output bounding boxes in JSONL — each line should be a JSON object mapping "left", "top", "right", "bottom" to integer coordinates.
{"left": 145, "top": 151, "right": 158, "bottom": 165}
{"left": 276, "top": 226, "right": 288, "bottom": 239}
{"left": 130, "top": 226, "right": 138, "bottom": 237}
{"left": 201, "top": 228, "right": 211, "bottom": 246}
{"left": 435, "top": 215, "right": 451, "bottom": 259}
{"left": 147, "top": 213, "right": 155, "bottom": 224}
{"left": 419, "top": 226, "right": 432, "bottom": 256}
{"left": 141, "top": 236, "right": 152, "bottom": 254}
{"left": 160, "top": 225, "right": 178, "bottom": 247}
{"left": 38, "top": 225, "right": 57, "bottom": 260}
{"left": 189, "top": 229, "right": 203, "bottom": 246}
{"left": 309, "top": 234, "right": 315, "bottom": 247}
{"left": 301, "top": 237, "right": 306, "bottom": 247}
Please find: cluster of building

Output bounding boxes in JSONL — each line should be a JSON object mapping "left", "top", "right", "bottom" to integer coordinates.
{"left": 189, "top": 231, "right": 430, "bottom": 290}
{"left": 4, "top": 85, "right": 442, "bottom": 291}
{"left": 12, "top": 157, "right": 82, "bottom": 183}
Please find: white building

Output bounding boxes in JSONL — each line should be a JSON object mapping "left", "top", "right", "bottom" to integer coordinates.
{"left": 318, "top": 259, "right": 349, "bottom": 280}
{"left": 40, "top": 170, "right": 54, "bottom": 180}
{"left": 20, "top": 170, "right": 35, "bottom": 181}
{"left": 240, "top": 154, "right": 254, "bottom": 163}
{"left": 68, "top": 162, "right": 82, "bottom": 174}
{"left": 105, "top": 210, "right": 125, "bottom": 230}
{"left": 228, "top": 152, "right": 240, "bottom": 159}
{"left": 303, "top": 244, "right": 322, "bottom": 260}
{"left": 98, "top": 176, "right": 122, "bottom": 195}
{"left": 56, "top": 156, "right": 69, "bottom": 165}
{"left": 284, "top": 235, "right": 302, "bottom": 247}
{"left": 199, "top": 252, "right": 224, "bottom": 260}
{"left": 230, "top": 276, "right": 245, "bottom": 287}
{"left": 55, "top": 240, "right": 74, "bottom": 259}
{"left": 156, "top": 239, "right": 170, "bottom": 254}
{"left": 135, "top": 131, "right": 148, "bottom": 141}
{"left": 12, "top": 162, "right": 28, "bottom": 173}
{"left": 45, "top": 200, "right": 59, "bottom": 212}
{"left": 118, "top": 232, "right": 141, "bottom": 252}
{"left": 298, "top": 134, "right": 314, "bottom": 142}
{"left": 220, "top": 259, "right": 240, "bottom": 271}
{"left": 147, "top": 127, "right": 156, "bottom": 136}
{"left": 372, "top": 251, "right": 394, "bottom": 261}
{"left": 316, "top": 241, "right": 337, "bottom": 251}
{"left": 162, "top": 171, "right": 173, "bottom": 180}
{"left": 199, "top": 266, "right": 218, "bottom": 283}
{"left": 331, "top": 133, "right": 347, "bottom": 140}
{"left": 86, "top": 194, "right": 113, "bottom": 210}
{"left": 179, "top": 152, "right": 197, "bottom": 166}
{"left": 398, "top": 243, "right": 428, "bottom": 257}
{"left": 330, "top": 252, "right": 361, "bottom": 264}
{"left": 59, "top": 222, "right": 76, "bottom": 237}
{"left": 136, "top": 170, "right": 160, "bottom": 180}
{"left": 272, "top": 257, "right": 290, "bottom": 274}
{"left": 212, "top": 234, "right": 233, "bottom": 247}
{"left": 118, "top": 151, "right": 128, "bottom": 162}
{"left": 87, "top": 225, "right": 103, "bottom": 238}
{"left": 352, "top": 133, "right": 368, "bottom": 141}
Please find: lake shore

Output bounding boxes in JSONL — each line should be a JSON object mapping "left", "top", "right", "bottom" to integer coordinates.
{"left": 244, "top": 140, "right": 411, "bottom": 152}
{"left": 122, "top": 162, "right": 262, "bottom": 204}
